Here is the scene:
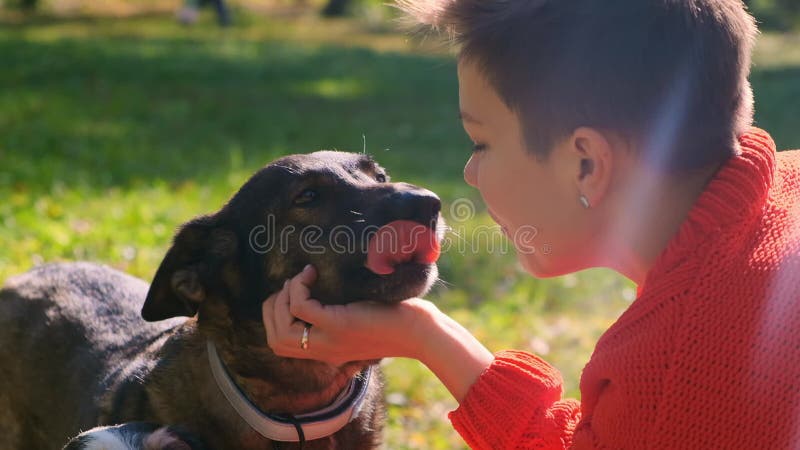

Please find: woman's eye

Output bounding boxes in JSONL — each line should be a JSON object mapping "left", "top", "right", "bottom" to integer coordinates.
{"left": 472, "top": 143, "right": 488, "bottom": 153}
{"left": 376, "top": 173, "right": 387, "bottom": 183}
{"left": 294, "top": 189, "right": 318, "bottom": 206}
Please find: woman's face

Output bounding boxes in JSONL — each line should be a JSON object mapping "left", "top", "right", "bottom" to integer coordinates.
{"left": 457, "top": 60, "right": 595, "bottom": 277}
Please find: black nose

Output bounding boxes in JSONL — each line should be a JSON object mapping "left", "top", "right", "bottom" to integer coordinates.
{"left": 388, "top": 186, "right": 441, "bottom": 228}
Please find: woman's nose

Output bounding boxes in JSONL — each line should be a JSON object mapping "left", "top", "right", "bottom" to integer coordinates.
{"left": 463, "top": 153, "right": 479, "bottom": 188}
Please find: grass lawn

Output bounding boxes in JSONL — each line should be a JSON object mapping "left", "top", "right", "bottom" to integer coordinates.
{"left": 1, "top": 8, "right": 799, "bottom": 449}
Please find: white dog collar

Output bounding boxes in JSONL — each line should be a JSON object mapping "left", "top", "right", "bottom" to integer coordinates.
{"left": 206, "top": 340, "right": 371, "bottom": 443}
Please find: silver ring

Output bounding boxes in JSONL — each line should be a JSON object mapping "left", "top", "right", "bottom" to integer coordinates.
{"left": 300, "top": 323, "right": 311, "bottom": 350}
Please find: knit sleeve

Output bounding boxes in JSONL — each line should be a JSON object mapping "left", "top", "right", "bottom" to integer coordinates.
{"left": 448, "top": 350, "right": 581, "bottom": 449}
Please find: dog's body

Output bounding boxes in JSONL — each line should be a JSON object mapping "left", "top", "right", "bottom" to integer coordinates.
{"left": 0, "top": 263, "right": 186, "bottom": 448}
{"left": 0, "top": 262, "right": 384, "bottom": 449}
{"left": 0, "top": 151, "right": 442, "bottom": 449}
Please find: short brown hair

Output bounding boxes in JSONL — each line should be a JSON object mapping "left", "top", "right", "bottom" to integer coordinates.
{"left": 400, "top": 0, "right": 758, "bottom": 172}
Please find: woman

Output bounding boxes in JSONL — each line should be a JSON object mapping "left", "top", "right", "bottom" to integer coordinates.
{"left": 263, "top": 0, "right": 800, "bottom": 447}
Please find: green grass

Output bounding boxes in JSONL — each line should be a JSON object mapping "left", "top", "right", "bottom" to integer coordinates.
{"left": 1, "top": 9, "right": 799, "bottom": 449}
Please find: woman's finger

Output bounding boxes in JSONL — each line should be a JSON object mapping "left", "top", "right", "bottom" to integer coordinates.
{"left": 275, "top": 281, "right": 309, "bottom": 354}
{"left": 290, "top": 296, "right": 334, "bottom": 328}
{"left": 274, "top": 279, "right": 299, "bottom": 329}
{"left": 297, "top": 264, "right": 318, "bottom": 286}
{"left": 268, "top": 280, "right": 294, "bottom": 352}
{"left": 288, "top": 265, "right": 316, "bottom": 306}
{"left": 287, "top": 265, "right": 326, "bottom": 322}
{"left": 263, "top": 280, "right": 328, "bottom": 359}
{"left": 262, "top": 293, "right": 278, "bottom": 350}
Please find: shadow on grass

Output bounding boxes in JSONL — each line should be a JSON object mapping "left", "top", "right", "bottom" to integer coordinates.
{"left": 0, "top": 30, "right": 467, "bottom": 197}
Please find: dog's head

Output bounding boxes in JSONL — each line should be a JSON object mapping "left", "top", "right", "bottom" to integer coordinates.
{"left": 141, "top": 151, "right": 443, "bottom": 324}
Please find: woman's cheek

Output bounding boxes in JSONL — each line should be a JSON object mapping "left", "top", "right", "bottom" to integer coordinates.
{"left": 509, "top": 223, "right": 538, "bottom": 254}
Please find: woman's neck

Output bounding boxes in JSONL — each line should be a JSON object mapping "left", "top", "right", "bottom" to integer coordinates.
{"left": 602, "top": 161, "right": 723, "bottom": 285}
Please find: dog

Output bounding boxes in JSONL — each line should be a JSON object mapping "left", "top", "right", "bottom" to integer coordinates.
{"left": 0, "top": 151, "right": 443, "bottom": 449}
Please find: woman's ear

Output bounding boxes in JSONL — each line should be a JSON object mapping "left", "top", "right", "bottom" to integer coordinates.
{"left": 570, "top": 127, "right": 616, "bottom": 208}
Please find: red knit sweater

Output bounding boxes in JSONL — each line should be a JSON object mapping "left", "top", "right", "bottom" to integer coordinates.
{"left": 449, "top": 129, "right": 800, "bottom": 449}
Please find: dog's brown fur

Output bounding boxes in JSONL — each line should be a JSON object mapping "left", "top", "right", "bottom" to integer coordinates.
{"left": 0, "top": 151, "right": 442, "bottom": 449}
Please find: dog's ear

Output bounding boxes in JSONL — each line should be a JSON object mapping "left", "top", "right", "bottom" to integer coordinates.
{"left": 142, "top": 214, "right": 238, "bottom": 322}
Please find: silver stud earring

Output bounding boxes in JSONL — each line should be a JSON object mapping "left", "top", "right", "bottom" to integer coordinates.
{"left": 579, "top": 194, "right": 591, "bottom": 209}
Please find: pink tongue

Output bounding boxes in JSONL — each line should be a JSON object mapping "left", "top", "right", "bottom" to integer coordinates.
{"left": 365, "top": 220, "right": 440, "bottom": 275}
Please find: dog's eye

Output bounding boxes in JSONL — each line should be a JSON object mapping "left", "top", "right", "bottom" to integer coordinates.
{"left": 293, "top": 189, "right": 318, "bottom": 206}
{"left": 376, "top": 173, "right": 387, "bottom": 183}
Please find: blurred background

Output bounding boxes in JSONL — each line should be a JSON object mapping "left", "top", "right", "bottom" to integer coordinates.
{"left": 1, "top": 0, "right": 798, "bottom": 448}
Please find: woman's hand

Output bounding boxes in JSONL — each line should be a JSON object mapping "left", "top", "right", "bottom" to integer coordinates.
{"left": 262, "top": 265, "right": 436, "bottom": 366}
{"left": 262, "top": 264, "right": 495, "bottom": 402}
